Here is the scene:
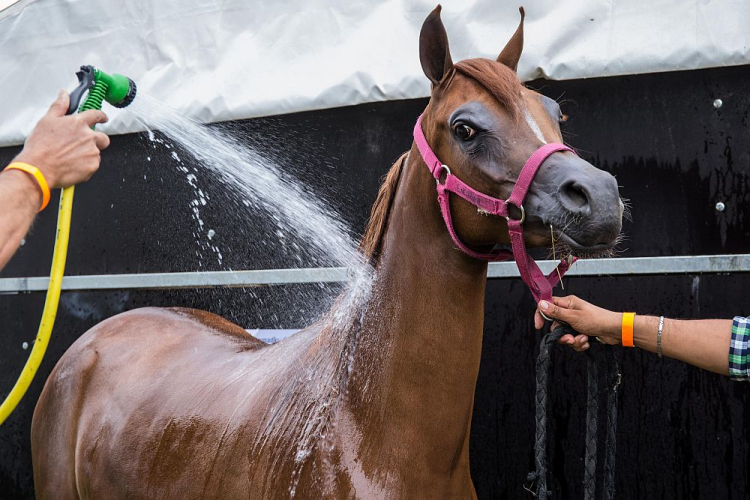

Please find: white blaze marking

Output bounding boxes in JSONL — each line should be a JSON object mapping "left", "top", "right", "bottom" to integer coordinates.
{"left": 523, "top": 107, "right": 547, "bottom": 144}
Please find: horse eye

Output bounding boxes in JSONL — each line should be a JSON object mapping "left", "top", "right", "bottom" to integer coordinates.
{"left": 559, "top": 112, "right": 568, "bottom": 123}
{"left": 454, "top": 124, "right": 476, "bottom": 141}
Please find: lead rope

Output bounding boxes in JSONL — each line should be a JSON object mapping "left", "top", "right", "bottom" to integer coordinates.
{"left": 603, "top": 345, "right": 620, "bottom": 500}
{"left": 526, "top": 325, "right": 620, "bottom": 499}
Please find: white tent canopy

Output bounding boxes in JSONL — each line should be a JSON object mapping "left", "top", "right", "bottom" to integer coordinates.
{"left": 0, "top": 0, "right": 748, "bottom": 146}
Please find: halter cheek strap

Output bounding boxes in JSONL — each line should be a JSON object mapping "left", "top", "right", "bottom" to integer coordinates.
{"left": 413, "top": 114, "right": 577, "bottom": 304}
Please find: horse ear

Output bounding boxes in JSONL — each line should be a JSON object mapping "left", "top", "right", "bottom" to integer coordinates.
{"left": 419, "top": 5, "right": 454, "bottom": 86}
{"left": 497, "top": 7, "right": 525, "bottom": 72}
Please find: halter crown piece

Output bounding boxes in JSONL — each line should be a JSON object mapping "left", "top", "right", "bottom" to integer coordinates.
{"left": 413, "top": 114, "right": 577, "bottom": 304}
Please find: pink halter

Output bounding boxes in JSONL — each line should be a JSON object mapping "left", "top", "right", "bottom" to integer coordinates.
{"left": 413, "top": 114, "right": 577, "bottom": 304}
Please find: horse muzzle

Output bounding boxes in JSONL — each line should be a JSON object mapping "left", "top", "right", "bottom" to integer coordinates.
{"left": 528, "top": 154, "right": 624, "bottom": 252}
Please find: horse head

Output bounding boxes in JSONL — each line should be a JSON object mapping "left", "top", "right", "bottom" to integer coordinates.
{"left": 418, "top": 5, "right": 623, "bottom": 257}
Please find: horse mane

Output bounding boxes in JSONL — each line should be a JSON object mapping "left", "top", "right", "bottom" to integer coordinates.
{"left": 451, "top": 58, "right": 523, "bottom": 117}
{"left": 358, "top": 152, "right": 407, "bottom": 264}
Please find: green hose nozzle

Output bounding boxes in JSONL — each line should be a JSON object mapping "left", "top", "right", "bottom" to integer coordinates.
{"left": 67, "top": 65, "right": 137, "bottom": 115}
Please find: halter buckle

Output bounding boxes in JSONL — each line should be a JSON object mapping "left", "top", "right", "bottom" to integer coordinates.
{"left": 505, "top": 201, "right": 526, "bottom": 224}
{"left": 435, "top": 164, "right": 451, "bottom": 185}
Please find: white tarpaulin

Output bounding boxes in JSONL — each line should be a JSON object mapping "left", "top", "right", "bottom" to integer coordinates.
{"left": 0, "top": 0, "right": 748, "bottom": 146}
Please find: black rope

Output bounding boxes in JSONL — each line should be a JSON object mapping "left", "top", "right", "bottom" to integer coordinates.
{"left": 602, "top": 345, "right": 620, "bottom": 500}
{"left": 526, "top": 326, "right": 566, "bottom": 498}
{"left": 583, "top": 343, "right": 600, "bottom": 500}
{"left": 527, "top": 326, "right": 621, "bottom": 499}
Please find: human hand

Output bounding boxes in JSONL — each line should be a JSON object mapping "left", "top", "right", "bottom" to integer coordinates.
{"left": 12, "top": 90, "right": 110, "bottom": 189}
{"left": 533, "top": 295, "right": 621, "bottom": 351}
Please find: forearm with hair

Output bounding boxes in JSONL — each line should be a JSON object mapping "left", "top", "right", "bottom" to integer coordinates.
{"left": 0, "top": 169, "right": 41, "bottom": 270}
{"left": 631, "top": 315, "right": 732, "bottom": 375}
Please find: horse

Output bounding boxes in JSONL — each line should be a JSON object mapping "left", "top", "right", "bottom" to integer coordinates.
{"left": 31, "top": 6, "right": 623, "bottom": 499}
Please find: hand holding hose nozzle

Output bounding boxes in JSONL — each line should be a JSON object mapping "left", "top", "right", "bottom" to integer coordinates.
{"left": 13, "top": 91, "right": 110, "bottom": 193}
{"left": 0, "top": 66, "right": 137, "bottom": 426}
{"left": 10, "top": 65, "right": 136, "bottom": 197}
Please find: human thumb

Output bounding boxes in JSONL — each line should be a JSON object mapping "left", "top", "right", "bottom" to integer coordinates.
{"left": 47, "top": 89, "right": 70, "bottom": 117}
{"left": 539, "top": 300, "right": 565, "bottom": 321}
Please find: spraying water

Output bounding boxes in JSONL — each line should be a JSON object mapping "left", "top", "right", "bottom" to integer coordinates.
{"left": 128, "top": 94, "right": 362, "bottom": 269}
{"left": 128, "top": 95, "right": 376, "bottom": 329}
{"left": 125, "top": 96, "right": 381, "bottom": 494}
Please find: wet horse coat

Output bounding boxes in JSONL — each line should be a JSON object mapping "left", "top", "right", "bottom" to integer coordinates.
{"left": 32, "top": 6, "right": 623, "bottom": 499}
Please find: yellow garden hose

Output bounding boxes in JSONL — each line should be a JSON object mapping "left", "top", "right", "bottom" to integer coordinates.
{"left": 0, "top": 186, "right": 74, "bottom": 425}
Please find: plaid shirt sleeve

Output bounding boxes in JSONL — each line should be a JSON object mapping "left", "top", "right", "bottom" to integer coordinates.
{"left": 729, "top": 316, "right": 750, "bottom": 381}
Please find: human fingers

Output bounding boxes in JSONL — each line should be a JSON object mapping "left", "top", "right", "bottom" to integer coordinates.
{"left": 572, "top": 334, "right": 589, "bottom": 350}
{"left": 47, "top": 89, "right": 70, "bottom": 117}
{"left": 550, "top": 294, "right": 581, "bottom": 311}
{"left": 557, "top": 333, "right": 576, "bottom": 346}
{"left": 92, "top": 131, "right": 110, "bottom": 150}
{"left": 538, "top": 298, "right": 575, "bottom": 324}
{"left": 572, "top": 340, "right": 590, "bottom": 352}
{"left": 78, "top": 109, "right": 109, "bottom": 128}
{"left": 534, "top": 308, "right": 547, "bottom": 330}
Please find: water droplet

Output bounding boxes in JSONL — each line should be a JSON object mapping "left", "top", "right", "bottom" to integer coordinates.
{"left": 715, "top": 201, "right": 725, "bottom": 212}
{"left": 713, "top": 99, "right": 723, "bottom": 109}
{"left": 207, "top": 229, "right": 215, "bottom": 240}
{"left": 22, "top": 342, "right": 28, "bottom": 350}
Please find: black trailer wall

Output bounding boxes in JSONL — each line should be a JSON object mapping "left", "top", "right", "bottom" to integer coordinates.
{"left": 1, "top": 64, "right": 749, "bottom": 498}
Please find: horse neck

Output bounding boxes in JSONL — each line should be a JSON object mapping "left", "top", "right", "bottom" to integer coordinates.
{"left": 343, "top": 145, "right": 489, "bottom": 474}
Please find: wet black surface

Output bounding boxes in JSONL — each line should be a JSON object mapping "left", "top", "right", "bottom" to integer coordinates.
{"left": 1, "top": 64, "right": 749, "bottom": 498}
{"left": 475, "top": 274, "right": 750, "bottom": 500}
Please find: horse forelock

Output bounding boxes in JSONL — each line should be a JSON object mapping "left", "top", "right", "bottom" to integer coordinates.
{"left": 445, "top": 58, "right": 524, "bottom": 118}
{"left": 358, "top": 152, "right": 407, "bottom": 264}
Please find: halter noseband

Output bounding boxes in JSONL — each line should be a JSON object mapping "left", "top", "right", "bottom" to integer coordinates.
{"left": 413, "top": 114, "right": 577, "bottom": 304}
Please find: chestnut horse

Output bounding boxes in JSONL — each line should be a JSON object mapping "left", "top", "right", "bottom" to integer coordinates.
{"left": 32, "top": 6, "right": 623, "bottom": 499}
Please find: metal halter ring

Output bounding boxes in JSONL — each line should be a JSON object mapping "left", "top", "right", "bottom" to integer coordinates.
{"left": 435, "top": 164, "right": 451, "bottom": 185}
{"left": 539, "top": 310, "right": 553, "bottom": 322}
{"left": 505, "top": 201, "right": 526, "bottom": 224}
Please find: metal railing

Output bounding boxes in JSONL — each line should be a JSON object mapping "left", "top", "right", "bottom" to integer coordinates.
{"left": 1, "top": 254, "right": 748, "bottom": 294}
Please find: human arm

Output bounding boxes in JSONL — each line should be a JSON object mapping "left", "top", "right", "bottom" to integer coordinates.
{"left": 533, "top": 295, "right": 733, "bottom": 376}
{"left": 0, "top": 170, "right": 43, "bottom": 268}
{"left": 0, "top": 90, "right": 109, "bottom": 270}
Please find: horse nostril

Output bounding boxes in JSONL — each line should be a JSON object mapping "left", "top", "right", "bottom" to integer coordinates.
{"left": 561, "top": 181, "right": 590, "bottom": 210}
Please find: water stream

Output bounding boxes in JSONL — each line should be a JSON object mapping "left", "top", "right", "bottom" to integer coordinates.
{"left": 129, "top": 95, "right": 361, "bottom": 267}
{"left": 127, "top": 94, "right": 375, "bottom": 330}
{"left": 125, "top": 96, "right": 383, "bottom": 494}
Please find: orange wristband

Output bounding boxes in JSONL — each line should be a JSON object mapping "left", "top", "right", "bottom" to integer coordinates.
{"left": 4, "top": 162, "right": 50, "bottom": 212}
{"left": 621, "top": 312, "right": 635, "bottom": 347}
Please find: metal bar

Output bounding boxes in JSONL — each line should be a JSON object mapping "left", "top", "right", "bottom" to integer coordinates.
{"left": 487, "top": 254, "right": 750, "bottom": 278}
{"left": 0, "top": 267, "right": 349, "bottom": 294}
{"left": 0, "top": 254, "right": 748, "bottom": 294}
